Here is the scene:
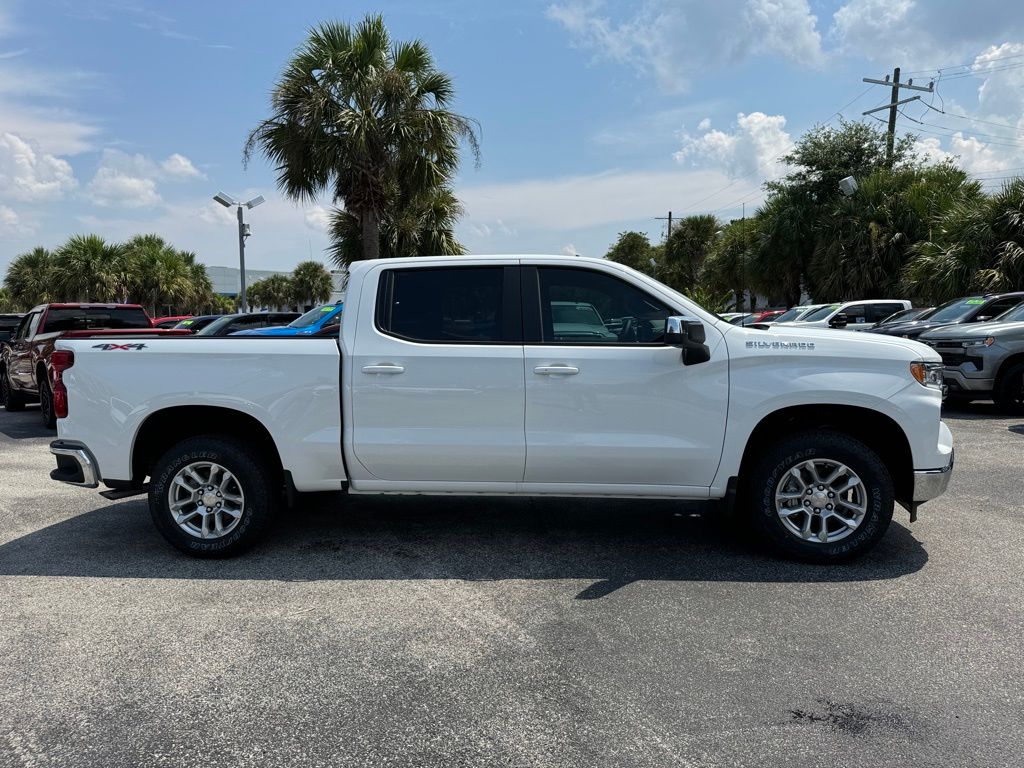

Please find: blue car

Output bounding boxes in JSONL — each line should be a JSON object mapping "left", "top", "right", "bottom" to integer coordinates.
{"left": 232, "top": 303, "right": 343, "bottom": 336}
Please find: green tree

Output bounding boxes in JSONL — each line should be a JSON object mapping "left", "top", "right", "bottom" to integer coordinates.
{"left": 605, "top": 231, "right": 657, "bottom": 274}
{"left": 4, "top": 247, "right": 54, "bottom": 308}
{"left": 53, "top": 235, "right": 125, "bottom": 303}
{"left": 327, "top": 184, "right": 466, "bottom": 265}
{"left": 812, "top": 163, "right": 980, "bottom": 301}
{"left": 904, "top": 178, "right": 1024, "bottom": 302}
{"left": 663, "top": 214, "right": 719, "bottom": 292}
{"left": 245, "top": 14, "right": 479, "bottom": 262}
{"left": 248, "top": 274, "right": 295, "bottom": 310}
{"left": 703, "top": 218, "right": 758, "bottom": 310}
{"left": 0, "top": 286, "right": 15, "bottom": 312}
{"left": 291, "top": 260, "right": 334, "bottom": 306}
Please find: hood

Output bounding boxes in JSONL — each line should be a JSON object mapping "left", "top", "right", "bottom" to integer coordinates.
{"left": 869, "top": 319, "right": 960, "bottom": 338}
{"left": 729, "top": 322, "right": 939, "bottom": 361}
{"left": 920, "top": 319, "right": 1024, "bottom": 340}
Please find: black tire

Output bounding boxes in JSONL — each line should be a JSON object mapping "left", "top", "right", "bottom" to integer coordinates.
{"left": 746, "top": 430, "right": 894, "bottom": 563}
{"left": 1, "top": 367, "right": 27, "bottom": 411}
{"left": 148, "top": 435, "right": 279, "bottom": 558}
{"left": 994, "top": 361, "right": 1024, "bottom": 415}
{"left": 39, "top": 377, "right": 56, "bottom": 429}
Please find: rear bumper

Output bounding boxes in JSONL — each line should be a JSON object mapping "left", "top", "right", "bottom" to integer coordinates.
{"left": 50, "top": 440, "right": 100, "bottom": 488}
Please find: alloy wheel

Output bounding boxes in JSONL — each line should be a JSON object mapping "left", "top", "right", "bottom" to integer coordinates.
{"left": 774, "top": 458, "right": 868, "bottom": 544}
{"left": 167, "top": 461, "right": 246, "bottom": 539}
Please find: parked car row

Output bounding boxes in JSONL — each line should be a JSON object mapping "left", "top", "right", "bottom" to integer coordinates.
{"left": 1, "top": 302, "right": 345, "bottom": 427}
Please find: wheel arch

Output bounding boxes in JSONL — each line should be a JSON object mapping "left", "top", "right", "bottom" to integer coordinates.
{"left": 994, "top": 351, "right": 1024, "bottom": 389}
{"left": 738, "top": 404, "right": 914, "bottom": 505}
{"left": 131, "top": 405, "right": 285, "bottom": 487}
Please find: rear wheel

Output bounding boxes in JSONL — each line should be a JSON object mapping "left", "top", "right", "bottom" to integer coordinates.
{"left": 747, "top": 430, "right": 894, "bottom": 563}
{"left": 1, "top": 366, "right": 27, "bottom": 411}
{"left": 149, "top": 436, "right": 279, "bottom": 557}
{"left": 39, "top": 377, "right": 56, "bottom": 429}
{"left": 994, "top": 361, "right": 1024, "bottom": 415}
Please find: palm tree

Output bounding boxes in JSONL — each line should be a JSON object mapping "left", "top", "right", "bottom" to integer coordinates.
{"left": 53, "top": 235, "right": 124, "bottom": 303}
{"left": 4, "top": 247, "right": 54, "bottom": 308}
{"left": 663, "top": 214, "right": 719, "bottom": 292}
{"left": 327, "top": 184, "right": 466, "bottom": 265}
{"left": 904, "top": 177, "right": 1024, "bottom": 302}
{"left": 248, "top": 275, "right": 294, "bottom": 310}
{"left": 291, "top": 260, "right": 334, "bottom": 306}
{"left": 244, "top": 14, "right": 479, "bottom": 261}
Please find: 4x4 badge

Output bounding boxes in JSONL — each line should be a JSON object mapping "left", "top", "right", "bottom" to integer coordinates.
{"left": 91, "top": 343, "right": 147, "bottom": 350}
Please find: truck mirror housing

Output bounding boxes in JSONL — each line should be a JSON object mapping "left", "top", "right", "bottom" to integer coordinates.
{"left": 666, "top": 316, "right": 711, "bottom": 365}
{"left": 829, "top": 313, "right": 849, "bottom": 328}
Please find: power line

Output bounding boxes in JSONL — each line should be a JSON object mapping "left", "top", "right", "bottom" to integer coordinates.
{"left": 901, "top": 50, "right": 1024, "bottom": 76}
{"left": 918, "top": 102, "right": 1024, "bottom": 136}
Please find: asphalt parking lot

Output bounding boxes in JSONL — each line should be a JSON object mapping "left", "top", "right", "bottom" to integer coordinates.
{"left": 1, "top": 405, "right": 1022, "bottom": 768}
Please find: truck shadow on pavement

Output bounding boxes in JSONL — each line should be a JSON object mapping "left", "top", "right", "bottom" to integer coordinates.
{"left": 0, "top": 494, "right": 928, "bottom": 598}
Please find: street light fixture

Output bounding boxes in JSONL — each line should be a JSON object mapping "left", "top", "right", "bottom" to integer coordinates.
{"left": 213, "top": 191, "right": 265, "bottom": 312}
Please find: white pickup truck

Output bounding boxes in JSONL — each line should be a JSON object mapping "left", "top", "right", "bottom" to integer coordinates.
{"left": 49, "top": 255, "right": 953, "bottom": 562}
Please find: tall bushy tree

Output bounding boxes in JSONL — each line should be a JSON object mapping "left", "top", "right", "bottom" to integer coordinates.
{"left": 4, "top": 247, "right": 54, "bottom": 308}
{"left": 703, "top": 218, "right": 758, "bottom": 310}
{"left": 905, "top": 178, "right": 1024, "bottom": 302}
{"left": 663, "top": 214, "right": 719, "bottom": 292}
{"left": 53, "top": 235, "right": 125, "bottom": 303}
{"left": 245, "top": 14, "right": 479, "bottom": 262}
{"left": 291, "top": 260, "right": 334, "bottom": 304}
{"left": 248, "top": 274, "right": 295, "bottom": 310}
{"left": 605, "top": 231, "right": 657, "bottom": 274}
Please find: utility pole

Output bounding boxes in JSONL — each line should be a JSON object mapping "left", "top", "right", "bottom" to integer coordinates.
{"left": 862, "top": 67, "right": 933, "bottom": 167}
{"left": 655, "top": 211, "right": 673, "bottom": 240}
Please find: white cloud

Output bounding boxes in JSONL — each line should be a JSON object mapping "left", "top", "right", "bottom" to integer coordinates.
{"left": 0, "top": 203, "right": 32, "bottom": 235}
{"left": 548, "top": 0, "right": 823, "bottom": 92}
{"left": 674, "top": 112, "right": 793, "bottom": 180}
{"left": 85, "top": 149, "right": 206, "bottom": 208}
{"left": 304, "top": 205, "right": 332, "bottom": 232}
{"left": 0, "top": 132, "right": 77, "bottom": 201}
{"left": 0, "top": 103, "right": 99, "bottom": 155}
{"left": 561, "top": 242, "right": 579, "bottom": 256}
{"left": 831, "top": 1, "right": 1024, "bottom": 63}
{"left": 87, "top": 166, "right": 161, "bottom": 208}
{"left": 160, "top": 153, "right": 204, "bottom": 180}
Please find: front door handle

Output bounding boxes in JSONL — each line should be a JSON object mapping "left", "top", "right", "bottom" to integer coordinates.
{"left": 534, "top": 365, "right": 580, "bottom": 376}
{"left": 361, "top": 364, "right": 405, "bottom": 374}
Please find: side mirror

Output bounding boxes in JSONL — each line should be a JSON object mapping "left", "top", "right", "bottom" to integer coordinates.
{"left": 665, "top": 316, "right": 711, "bottom": 365}
{"left": 974, "top": 315, "right": 991, "bottom": 323}
{"left": 829, "top": 313, "right": 849, "bottom": 328}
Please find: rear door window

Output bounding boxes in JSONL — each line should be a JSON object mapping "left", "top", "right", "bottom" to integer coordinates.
{"left": 43, "top": 307, "right": 151, "bottom": 332}
{"left": 376, "top": 267, "right": 513, "bottom": 343}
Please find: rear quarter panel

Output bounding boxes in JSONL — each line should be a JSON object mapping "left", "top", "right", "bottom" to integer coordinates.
{"left": 56, "top": 337, "right": 345, "bottom": 491}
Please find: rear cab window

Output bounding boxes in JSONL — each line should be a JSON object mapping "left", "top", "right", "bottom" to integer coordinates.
{"left": 42, "top": 307, "right": 151, "bottom": 333}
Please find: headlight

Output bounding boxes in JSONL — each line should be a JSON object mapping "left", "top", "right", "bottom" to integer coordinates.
{"left": 961, "top": 337, "right": 995, "bottom": 348}
{"left": 910, "top": 361, "right": 944, "bottom": 389}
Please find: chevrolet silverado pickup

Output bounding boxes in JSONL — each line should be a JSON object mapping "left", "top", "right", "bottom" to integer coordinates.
{"left": 48, "top": 255, "right": 954, "bottom": 562}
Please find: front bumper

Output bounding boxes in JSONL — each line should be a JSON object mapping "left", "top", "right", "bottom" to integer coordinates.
{"left": 913, "top": 449, "right": 953, "bottom": 503}
{"left": 50, "top": 440, "right": 100, "bottom": 488}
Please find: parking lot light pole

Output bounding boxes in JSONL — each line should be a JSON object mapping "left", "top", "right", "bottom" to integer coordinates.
{"left": 213, "top": 192, "right": 265, "bottom": 313}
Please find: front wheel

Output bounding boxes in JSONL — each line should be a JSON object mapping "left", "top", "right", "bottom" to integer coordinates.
{"left": 149, "top": 436, "right": 279, "bottom": 557}
{"left": 747, "top": 430, "right": 894, "bottom": 563}
{"left": 994, "top": 361, "right": 1024, "bottom": 415}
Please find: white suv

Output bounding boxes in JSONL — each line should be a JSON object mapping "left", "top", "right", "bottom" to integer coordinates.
{"left": 793, "top": 299, "right": 912, "bottom": 329}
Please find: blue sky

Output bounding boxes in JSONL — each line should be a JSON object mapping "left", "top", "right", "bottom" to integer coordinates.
{"left": 2, "top": 0, "right": 1024, "bottom": 273}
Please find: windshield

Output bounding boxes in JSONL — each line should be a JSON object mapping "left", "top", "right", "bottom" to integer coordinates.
{"left": 799, "top": 303, "right": 842, "bottom": 322}
{"left": 773, "top": 306, "right": 810, "bottom": 323}
{"left": 289, "top": 304, "right": 339, "bottom": 328}
{"left": 996, "top": 303, "right": 1024, "bottom": 323}
{"left": 920, "top": 297, "right": 984, "bottom": 323}
{"left": 44, "top": 307, "right": 151, "bottom": 332}
{"left": 195, "top": 316, "right": 238, "bottom": 336}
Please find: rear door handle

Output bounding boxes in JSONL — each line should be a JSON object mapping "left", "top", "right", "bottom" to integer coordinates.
{"left": 361, "top": 364, "right": 405, "bottom": 374}
{"left": 534, "top": 365, "right": 580, "bottom": 376}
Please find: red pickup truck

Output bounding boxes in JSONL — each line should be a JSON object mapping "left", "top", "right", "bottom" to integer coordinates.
{"left": 0, "top": 303, "right": 180, "bottom": 428}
